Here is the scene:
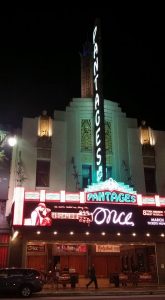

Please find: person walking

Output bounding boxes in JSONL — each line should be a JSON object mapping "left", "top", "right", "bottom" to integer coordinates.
{"left": 86, "top": 264, "right": 98, "bottom": 289}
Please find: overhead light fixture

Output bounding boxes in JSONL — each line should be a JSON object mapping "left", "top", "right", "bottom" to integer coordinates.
{"left": 101, "top": 232, "right": 106, "bottom": 236}
{"left": 85, "top": 232, "right": 90, "bottom": 235}
{"left": 11, "top": 230, "right": 19, "bottom": 241}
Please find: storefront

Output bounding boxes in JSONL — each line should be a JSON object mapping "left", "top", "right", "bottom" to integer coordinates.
{"left": 25, "top": 242, "right": 157, "bottom": 281}
{"left": 9, "top": 178, "right": 165, "bottom": 284}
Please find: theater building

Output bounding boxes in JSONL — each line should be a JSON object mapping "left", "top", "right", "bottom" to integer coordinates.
{"left": 5, "top": 22, "right": 165, "bottom": 285}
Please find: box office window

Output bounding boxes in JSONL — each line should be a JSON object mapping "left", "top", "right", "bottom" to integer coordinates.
{"left": 36, "top": 160, "right": 50, "bottom": 187}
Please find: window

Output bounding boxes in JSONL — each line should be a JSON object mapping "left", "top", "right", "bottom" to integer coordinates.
{"left": 36, "top": 160, "right": 50, "bottom": 187}
{"left": 106, "top": 166, "right": 112, "bottom": 179}
{"left": 82, "top": 165, "right": 92, "bottom": 188}
{"left": 144, "top": 167, "right": 157, "bottom": 194}
{"left": 38, "top": 111, "right": 52, "bottom": 137}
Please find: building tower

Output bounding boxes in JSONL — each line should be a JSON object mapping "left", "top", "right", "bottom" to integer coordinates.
{"left": 80, "top": 40, "right": 93, "bottom": 98}
{"left": 139, "top": 120, "right": 156, "bottom": 194}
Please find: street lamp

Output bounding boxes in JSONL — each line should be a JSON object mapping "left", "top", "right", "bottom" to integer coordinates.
{"left": 0, "top": 133, "right": 17, "bottom": 148}
{"left": 7, "top": 136, "right": 17, "bottom": 148}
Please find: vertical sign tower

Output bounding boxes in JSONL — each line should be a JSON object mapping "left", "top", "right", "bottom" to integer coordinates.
{"left": 93, "top": 18, "right": 106, "bottom": 183}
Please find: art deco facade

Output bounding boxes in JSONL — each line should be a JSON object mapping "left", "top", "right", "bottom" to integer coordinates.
{"left": 2, "top": 99, "right": 165, "bottom": 285}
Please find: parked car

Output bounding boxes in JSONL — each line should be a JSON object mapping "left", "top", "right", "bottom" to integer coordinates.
{"left": 0, "top": 268, "right": 44, "bottom": 297}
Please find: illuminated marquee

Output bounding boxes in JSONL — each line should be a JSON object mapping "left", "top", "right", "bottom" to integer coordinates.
{"left": 86, "top": 190, "right": 137, "bottom": 203}
{"left": 12, "top": 187, "right": 165, "bottom": 229}
{"left": 143, "top": 209, "right": 165, "bottom": 226}
{"left": 93, "top": 21, "right": 106, "bottom": 183}
{"left": 93, "top": 207, "right": 134, "bottom": 226}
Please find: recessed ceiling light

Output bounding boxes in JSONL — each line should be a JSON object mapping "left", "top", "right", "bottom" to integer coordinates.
{"left": 85, "top": 232, "right": 90, "bottom": 235}
{"left": 101, "top": 232, "right": 106, "bottom": 236}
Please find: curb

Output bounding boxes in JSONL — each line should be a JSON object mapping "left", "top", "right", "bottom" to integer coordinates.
{"left": 36, "top": 287, "right": 165, "bottom": 297}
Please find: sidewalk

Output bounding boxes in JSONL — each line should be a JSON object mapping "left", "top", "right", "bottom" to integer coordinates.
{"left": 36, "top": 283, "right": 165, "bottom": 297}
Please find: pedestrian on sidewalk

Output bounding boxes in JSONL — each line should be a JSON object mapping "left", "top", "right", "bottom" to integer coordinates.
{"left": 86, "top": 264, "right": 98, "bottom": 289}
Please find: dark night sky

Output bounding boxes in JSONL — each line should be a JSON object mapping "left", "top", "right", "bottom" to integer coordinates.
{"left": 0, "top": 6, "right": 165, "bottom": 130}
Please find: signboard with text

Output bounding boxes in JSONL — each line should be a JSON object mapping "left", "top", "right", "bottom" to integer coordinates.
{"left": 93, "top": 19, "right": 106, "bottom": 183}
{"left": 14, "top": 201, "right": 165, "bottom": 230}
{"left": 27, "top": 244, "right": 45, "bottom": 253}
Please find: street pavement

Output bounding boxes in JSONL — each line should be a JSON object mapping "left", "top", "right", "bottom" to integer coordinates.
{"left": 36, "top": 284, "right": 165, "bottom": 297}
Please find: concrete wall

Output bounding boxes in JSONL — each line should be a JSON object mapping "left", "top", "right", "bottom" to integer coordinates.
{"left": 22, "top": 117, "right": 38, "bottom": 189}
{"left": 128, "top": 128, "right": 145, "bottom": 193}
{"left": 50, "top": 119, "right": 66, "bottom": 190}
{"left": 155, "top": 130, "right": 165, "bottom": 195}
{"left": 66, "top": 98, "right": 94, "bottom": 191}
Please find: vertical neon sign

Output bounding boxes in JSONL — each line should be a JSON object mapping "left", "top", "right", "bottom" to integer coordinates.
{"left": 93, "top": 19, "right": 106, "bottom": 183}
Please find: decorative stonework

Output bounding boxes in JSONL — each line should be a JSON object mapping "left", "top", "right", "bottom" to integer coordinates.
{"left": 105, "top": 121, "right": 112, "bottom": 153}
{"left": 16, "top": 151, "right": 27, "bottom": 186}
{"left": 81, "top": 119, "right": 92, "bottom": 152}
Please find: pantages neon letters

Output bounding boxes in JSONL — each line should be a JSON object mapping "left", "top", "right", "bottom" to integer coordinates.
{"left": 87, "top": 190, "right": 137, "bottom": 203}
{"left": 93, "top": 207, "right": 134, "bottom": 226}
{"left": 93, "top": 24, "right": 103, "bottom": 183}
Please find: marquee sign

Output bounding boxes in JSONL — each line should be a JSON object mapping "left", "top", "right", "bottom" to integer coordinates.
{"left": 12, "top": 184, "right": 165, "bottom": 230}
{"left": 93, "top": 19, "right": 106, "bottom": 183}
{"left": 86, "top": 190, "right": 137, "bottom": 204}
{"left": 12, "top": 195, "right": 165, "bottom": 229}
{"left": 85, "top": 178, "right": 137, "bottom": 204}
